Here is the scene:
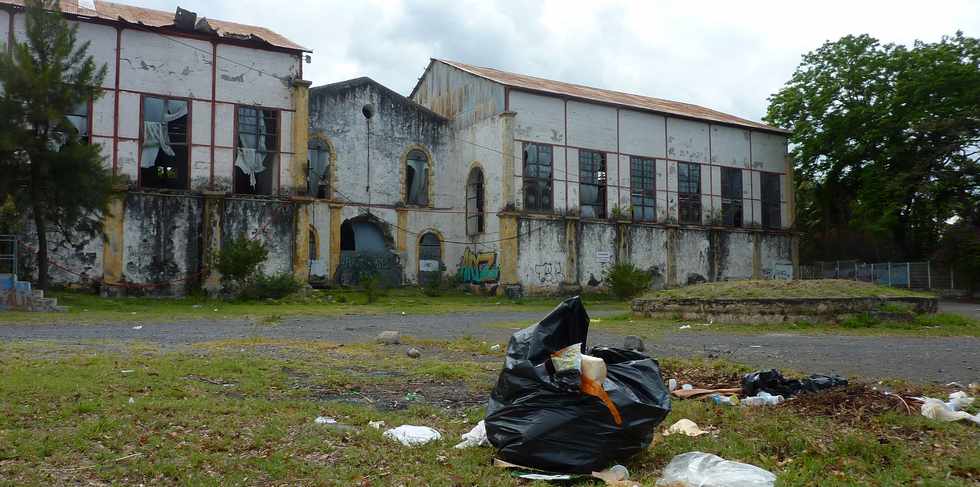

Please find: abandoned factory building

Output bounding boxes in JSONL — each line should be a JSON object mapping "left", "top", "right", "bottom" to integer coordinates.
{"left": 8, "top": 1, "right": 797, "bottom": 295}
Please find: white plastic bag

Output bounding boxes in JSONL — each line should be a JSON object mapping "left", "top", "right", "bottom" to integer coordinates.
{"left": 656, "top": 451, "right": 776, "bottom": 487}
{"left": 920, "top": 398, "right": 980, "bottom": 425}
{"left": 382, "top": 425, "right": 442, "bottom": 446}
{"left": 454, "top": 420, "right": 489, "bottom": 449}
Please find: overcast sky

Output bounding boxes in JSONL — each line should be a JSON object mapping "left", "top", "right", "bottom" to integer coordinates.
{"left": 139, "top": 0, "right": 979, "bottom": 123}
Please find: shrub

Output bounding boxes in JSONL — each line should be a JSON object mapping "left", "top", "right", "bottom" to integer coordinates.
{"left": 215, "top": 237, "right": 268, "bottom": 297}
{"left": 361, "top": 274, "right": 383, "bottom": 303}
{"left": 421, "top": 274, "right": 442, "bottom": 297}
{"left": 243, "top": 272, "right": 301, "bottom": 300}
{"left": 605, "top": 262, "right": 653, "bottom": 300}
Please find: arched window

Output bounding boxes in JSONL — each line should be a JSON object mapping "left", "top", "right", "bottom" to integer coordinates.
{"left": 466, "top": 167, "right": 485, "bottom": 235}
{"left": 405, "top": 149, "right": 429, "bottom": 206}
{"left": 418, "top": 231, "right": 442, "bottom": 285}
{"left": 308, "top": 138, "right": 330, "bottom": 198}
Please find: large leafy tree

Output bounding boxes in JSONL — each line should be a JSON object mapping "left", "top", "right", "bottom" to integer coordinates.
{"left": 766, "top": 33, "right": 980, "bottom": 265}
{"left": 0, "top": 0, "right": 112, "bottom": 289}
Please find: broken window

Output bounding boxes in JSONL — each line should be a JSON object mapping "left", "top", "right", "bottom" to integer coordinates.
{"left": 761, "top": 172, "right": 781, "bottom": 229}
{"left": 721, "top": 167, "right": 743, "bottom": 227}
{"left": 51, "top": 101, "right": 90, "bottom": 150}
{"left": 140, "top": 96, "right": 189, "bottom": 189}
{"left": 677, "top": 162, "right": 701, "bottom": 224}
{"left": 405, "top": 149, "right": 429, "bottom": 205}
{"left": 579, "top": 150, "right": 607, "bottom": 219}
{"left": 234, "top": 106, "right": 279, "bottom": 195}
{"left": 630, "top": 157, "right": 656, "bottom": 222}
{"left": 466, "top": 167, "right": 485, "bottom": 235}
{"left": 308, "top": 138, "right": 330, "bottom": 198}
{"left": 523, "top": 143, "right": 553, "bottom": 212}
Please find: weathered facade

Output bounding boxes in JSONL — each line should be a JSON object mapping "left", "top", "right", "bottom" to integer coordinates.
{"left": 305, "top": 60, "right": 797, "bottom": 295}
{"left": 2, "top": 0, "right": 311, "bottom": 295}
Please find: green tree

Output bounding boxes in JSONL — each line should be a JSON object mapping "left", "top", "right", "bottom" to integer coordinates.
{"left": 765, "top": 33, "right": 980, "bottom": 264}
{"left": 0, "top": 0, "right": 112, "bottom": 289}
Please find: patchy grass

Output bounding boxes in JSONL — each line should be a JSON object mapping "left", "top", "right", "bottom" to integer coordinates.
{"left": 0, "top": 339, "right": 976, "bottom": 485}
{"left": 589, "top": 312, "right": 980, "bottom": 337}
{"left": 642, "top": 279, "right": 934, "bottom": 300}
{"left": 0, "top": 288, "right": 624, "bottom": 325}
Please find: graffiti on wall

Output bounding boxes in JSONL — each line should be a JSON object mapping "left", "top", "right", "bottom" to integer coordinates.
{"left": 534, "top": 262, "right": 563, "bottom": 284}
{"left": 336, "top": 251, "right": 403, "bottom": 287}
{"left": 764, "top": 261, "right": 794, "bottom": 281}
{"left": 457, "top": 248, "right": 499, "bottom": 284}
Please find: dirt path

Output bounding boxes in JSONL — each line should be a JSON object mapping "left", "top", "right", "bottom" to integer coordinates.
{"left": 1, "top": 311, "right": 977, "bottom": 384}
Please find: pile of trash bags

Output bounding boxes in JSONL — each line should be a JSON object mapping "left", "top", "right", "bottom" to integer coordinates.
{"left": 742, "top": 368, "right": 847, "bottom": 397}
{"left": 485, "top": 296, "right": 672, "bottom": 473}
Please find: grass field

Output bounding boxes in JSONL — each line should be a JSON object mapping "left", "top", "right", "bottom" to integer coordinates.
{"left": 642, "top": 279, "right": 933, "bottom": 300}
{"left": 1, "top": 338, "right": 976, "bottom": 486}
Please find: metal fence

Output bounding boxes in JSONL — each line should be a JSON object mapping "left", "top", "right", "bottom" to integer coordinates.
{"left": 0, "top": 235, "right": 16, "bottom": 276}
{"left": 798, "top": 260, "right": 960, "bottom": 290}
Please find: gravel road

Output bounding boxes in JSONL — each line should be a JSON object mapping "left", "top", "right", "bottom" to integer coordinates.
{"left": 1, "top": 311, "right": 977, "bottom": 384}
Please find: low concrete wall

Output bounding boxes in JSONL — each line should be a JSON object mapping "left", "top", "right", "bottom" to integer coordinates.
{"left": 631, "top": 296, "right": 938, "bottom": 324}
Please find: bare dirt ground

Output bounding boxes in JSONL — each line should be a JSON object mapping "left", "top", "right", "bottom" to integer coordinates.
{"left": 1, "top": 310, "right": 977, "bottom": 385}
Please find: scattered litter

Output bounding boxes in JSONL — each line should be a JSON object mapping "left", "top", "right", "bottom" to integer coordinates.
{"left": 127, "top": 397, "right": 134, "bottom": 404}
{"left": 404, "top": 392, "right": 422, "bottom": 402}
{"left": 485, "top": 296, "right": 670, "bottom": 473}
{"left": 120, "top": 369, "right": 134, "bottom": 374}
{"left": 946, "top": 381, "right": 964, "bottom": 388}
{"left": 131, "top": 325, "right": 142, "bottom": 330}
{"left": 656, "top": 451, "right": 776, "bottom": 487}
{"left": 741, "top": 391, "right": 785, "bottom": 407}
{"left": 192, "top": 304, "right": 202, "bottom": 308}
{"left": 406, "top": 347, "right": 421, "bottom": 359}
{"left": 314, "top": 416, "right": 337, "bottom": 425}
{"left": 749, "top": 345, "right": 762, "bottom": 348}
{"left": 681, "top": 383, "right": 694, "bottom": 390}
{"left": 742, "top": 369, "right": 847, "bottom": 398}
{"left": 947, "top": 391, "right": 975, "bottom": 411}
{"left": 663, "top": 419, "right": 709, "bottom": 437}
{"left": 212, "top": 308, "right": 218, "bottom": 312}
{"left": 382, "top": 425, "right": 441, "bottom": 446}
{"left": 679, "top": 325, "right": 692, "bottom": 330}
{"left": 668, "top": 378, "right": 678, "bottom": 391}
{"left": 377, "top": 330, "right": 400, "bottom": 345}
{"left": 709, "top": 394, "right": 739, "bottom": 406}
{"left": 494, "top": 458, "right": 637, "bottom": 486}
{"left": 368, "top": 420, "right": 385, "bottom": 430}
{"left": 454, "top": 420, "right": 489, "bottom": 449}
{"left": 490, "top": 344, "right": 501, "bottom": 352}
{"left": 593, "top": 464, "right": 634, "bottom": 486}
{"left": 130, "top": 312, "right": 137, "bottom": 315}
{"left": 673, "top": 387, "right": 742, "bottom": 400}
{"left": 920, "top": 398, "right": 980, "bottom": 424}
{"left": 400, "top": 311, "right": 406, "bottom": 316}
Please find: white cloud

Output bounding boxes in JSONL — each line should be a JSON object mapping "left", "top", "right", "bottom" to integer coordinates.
{"left": 135, "top": 0, "right": 980, "bottom": 122}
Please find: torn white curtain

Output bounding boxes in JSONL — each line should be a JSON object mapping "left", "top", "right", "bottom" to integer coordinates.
{"left": 140, "top": 100, "right": 188, "bottom": 168}
{"left": 235, "top": 113, "right": 267, "bottom": 188}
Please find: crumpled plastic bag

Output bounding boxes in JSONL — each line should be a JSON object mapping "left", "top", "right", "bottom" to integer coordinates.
{"left": 485, "top": 296, "right": 671, "bottom": 473}
{"left": 454, "top": 420, "right": 489, "bottom": 449}
{"left": 656, "top": 451, "right": 776, "bottom": 487}
{"left": 742, "top": 369, "right": 847, "bottom": 397}
{"left": 919, "top": 398, "right": 980, "bottom": 425}
{"left": 382, "top": 425, "right": 442, "bottom": 446}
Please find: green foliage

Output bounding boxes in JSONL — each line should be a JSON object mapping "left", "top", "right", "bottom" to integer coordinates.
{"left": 0, "top": 0, "right": 113, "bottom": 289}
{"left": 215, "top": 237, "right": 268, "bottom": 296}
{"left": 242, "top": 272, "right": 301, "bottom": 301}
{"left": 605, "top": 262, "right": 653, "bottom": 300}
{"left": 361, "top": 274, "right": 383, "bottom": 303}
{"left": 421, "top": 274, "right": 443, "bottom": 297}
{"left": 765, "top": 33, "right": 980, "bottom": 264}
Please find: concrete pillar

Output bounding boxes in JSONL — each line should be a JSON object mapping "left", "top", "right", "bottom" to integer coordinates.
{"left": 665, "top": 227, "right": 677, "bottom": 287}
{"left": 752, "top": 232, "right": 762, "bottom": 279}
{"left": 201, "top": 191, "right": 224, "bottom": 293}
{"left": 791, "top": 233, "right": 800, "bottom": 279}
{"left": 396, "top": 208, "right": 408, "bottom": 254}
{"left": 616, "top": 222, "right": 630, "bottom": 265}
{"left": 291, "top": 197, "right": 313, "bottom": 282}
{"left": 328, "top": 203, "right": 342, "bottom": 281}
{"left": 499, "top": 213, "right": 519, "bottom": 286}
{"left": 100, "top": 186, "right": 126, "bottom": 296}
{"left": 291, "top": 79, "right": 312, "bottom": 194}
{"left": 500, "top": 111, "right": 517, "bottom": 209}
{"left": 564, "top": 217, "right": 578, "bottom": 285}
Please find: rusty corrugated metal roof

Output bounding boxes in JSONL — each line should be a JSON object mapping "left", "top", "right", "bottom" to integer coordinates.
{"left": 434, "top": 59, "right": 788, "bottom": 134}
{"left": 0, "top": 0, "right": 308, "bottom": 52}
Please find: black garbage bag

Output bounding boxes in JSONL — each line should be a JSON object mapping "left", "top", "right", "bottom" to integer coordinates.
{"left": 485, "top": 296, "right": 671, "bottom": 473}
{"left": 742, "top": 369, "right": 847, "bottom": 397}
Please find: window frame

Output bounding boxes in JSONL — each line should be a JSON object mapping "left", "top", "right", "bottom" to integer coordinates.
{"left": 677, "top": 161, "right": 701, "bottom": 224}
{"left": 579, "top": 149, "right": 607, "bottom": 219}
{"left": 404, "top": 148, "right": 431, "bottom": 206}
{"left": 629, "top": 156, "right": 656, "bottom": 222}
{"left": 233, "top": 104, "right": 281, "bottom": 195}
{"left": 720, "top": 167, "right": 743, "bottom": 227}
{"left": 466, "top": 166, "right": 485, "bottom": 236}
{"left": 65, "top": 99, "right": 93, "bottom": 145}
{"left": 522, "top": 142, "right": 554, "bottom": 213}
{"left": 760, "top": 172, "right": 782, "bottom": 229}
{"left": 138, "top": 94, "right": 192, "bottom": 190}
{"left": 307, "top": 136, "right": 331, "bottom": 199}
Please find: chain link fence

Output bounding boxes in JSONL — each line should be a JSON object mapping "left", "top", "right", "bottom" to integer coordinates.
{"left": 798, "top": 260, "right": 960, "bottom": 291}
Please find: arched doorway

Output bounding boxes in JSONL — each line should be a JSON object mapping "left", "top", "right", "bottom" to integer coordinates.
{"left": 418, "top": 231, "right": 443, "bottom": 286}
{"left": 335, "top": 215, "right": 401, "bottom": 286}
